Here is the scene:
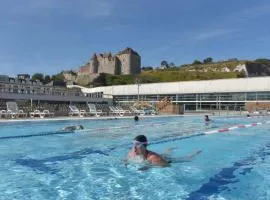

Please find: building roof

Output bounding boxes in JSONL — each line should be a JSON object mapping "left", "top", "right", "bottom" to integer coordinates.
{"left": 78, "top": 77, "right": 270, "bottom": 95}
{"left": 117, "top": 47, "right": 139, "bottom": 56}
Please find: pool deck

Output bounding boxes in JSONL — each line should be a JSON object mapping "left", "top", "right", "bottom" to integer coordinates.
{"left": 0, "top": 114, "right": 189, "bottom": 123}
{"left": 0, "top": 112, "right": 263, "bottom": 123}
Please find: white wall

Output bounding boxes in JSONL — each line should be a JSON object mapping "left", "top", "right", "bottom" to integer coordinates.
{"left": 79, "top": 77, "right": 270, "bottom": 95}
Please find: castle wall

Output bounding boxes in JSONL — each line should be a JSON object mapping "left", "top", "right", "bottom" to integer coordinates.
{"left": 89, "top": 59, "right": 98, "bottom": 73}
{"left": 130, "top": 54, "right": 141, "bottom": 74}
{"left": 98, "top": 57, "right": 116, "bottom": 74}
{"left": 78, "top": 48, "right": 141, "bottom": 77}
{"left": 116, "top": 54, "right": 130, "bottom": 75}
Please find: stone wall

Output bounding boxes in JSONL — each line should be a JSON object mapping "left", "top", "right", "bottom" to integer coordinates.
{"left": 98, "top": 57, "right": 117, "bottom": 74}
{"left": 116, "top": 54, "right": 130, "bottom": 75}
{"left": 130, "top": 54, "right": 141, "bottom": 74}
{"left": 76, "top": 48, "right": 141, "bottom": 84}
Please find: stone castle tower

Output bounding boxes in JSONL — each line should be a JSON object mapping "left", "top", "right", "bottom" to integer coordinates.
{"left": 78, "top": 47, "right": 141, "bottom": 77}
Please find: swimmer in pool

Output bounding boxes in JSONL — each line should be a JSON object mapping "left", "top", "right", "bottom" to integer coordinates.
{"left": 204, "top": 115, "right": 211, "bottom": 122}
{"left": 125, "top": 135, "right": 202, "bottom": 170}
{"left": 134, "top": 115, "right": 139, "bottom": 122}
{"left": 63, "top": 125, "right": 84, "bottom": 131}
{"left": 127, "top": 135, "right": 169, "bottom": 167}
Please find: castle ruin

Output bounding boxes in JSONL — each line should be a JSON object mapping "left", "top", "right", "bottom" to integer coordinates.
{"left": 77, "top": 48, "right": 141, "bottom": 80}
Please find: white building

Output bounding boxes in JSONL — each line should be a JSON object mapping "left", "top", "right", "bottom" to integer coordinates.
{"left": 69, "top": 77, "right": 270, "bottom": 111}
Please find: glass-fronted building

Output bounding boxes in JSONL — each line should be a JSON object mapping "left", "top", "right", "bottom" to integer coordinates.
{"left": 74, "top": 77, "right": 270, "bottom": 112}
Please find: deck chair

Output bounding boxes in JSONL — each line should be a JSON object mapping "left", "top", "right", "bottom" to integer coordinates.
{"left": 0, "top": 110, "right": 8, "bottom": 119}
{"left": 43, "top": 110, "right": 54, "bottom": 118}
{"left": 68, "top": 105, "right": 80, "bottom": 116}
{"left": 87, "top": 103, "right": 103, "bottom": 116}
{"left": 6, "top": 102, "right": 20, "bottom": 119}
{"left": 116, "top": 106, "right": 132, "bottom": 116}
{"left": 109, "top": 106, "right": 125, "bottom": 116}
{"left": 18, "top": 110, "right": 27, "bottom": 118}
{"left": 130, "top": 106, "right": 145, "bottom": 116}
{"left": 30, "top": 110, "right": 45, "bottom": 118}
{"left": 69, "top": 105, "right": 86, "bottom": 117}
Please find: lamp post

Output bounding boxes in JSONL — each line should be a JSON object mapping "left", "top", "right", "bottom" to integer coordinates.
{"left": 135, "top": 77, "right": 141, "bottom": 102}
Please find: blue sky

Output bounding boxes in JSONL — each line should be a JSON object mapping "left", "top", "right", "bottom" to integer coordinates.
{"left": 0, "top": 0, "right": 270, "bottom": 76}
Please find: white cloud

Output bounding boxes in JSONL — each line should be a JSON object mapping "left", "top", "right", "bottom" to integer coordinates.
{"left": 194, "top": 29, "right": 237, "bottom": 41}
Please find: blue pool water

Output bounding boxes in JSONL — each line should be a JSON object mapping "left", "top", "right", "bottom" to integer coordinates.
{"left": 0, "top": 116, "right": 270, "bottom": 200}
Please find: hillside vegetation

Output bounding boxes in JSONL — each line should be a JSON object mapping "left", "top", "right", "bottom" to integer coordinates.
{"left": 30, "top": 58, "right": 270, "bottom": 87}
{"left": 90, "top": 60, "right": 248, "bottom": 87}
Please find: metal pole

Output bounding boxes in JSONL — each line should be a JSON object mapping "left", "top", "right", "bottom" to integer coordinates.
{"left": 136, "top": 78, "right": 141, "bottom": 102}
{"left": 137, "top": 83, "right": 140, "bottom": 101}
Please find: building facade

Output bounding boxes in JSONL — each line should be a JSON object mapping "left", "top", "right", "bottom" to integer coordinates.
{"left": 0, "top": 74, "right": 90, "bottom": 102}
{"left": 73, "top": 77, "right": 270, "bottom": 112}
{"left": 78, "top": 47, "right": 141, "bottom": 76}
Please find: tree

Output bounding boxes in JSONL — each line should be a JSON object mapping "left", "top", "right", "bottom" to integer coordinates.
{"left": 142, "top": 66, "right": 153, "bottom": 71}
{"left": 32, "top": 73, "right": 44, "bottom": 82}
{"left": 160, "top": 60, "right": 169, "bottom": 68}
{"left": 169, "top": 62, "right": 175, "bottom": 67}
{"left": 192, "top": 60, "right": 202, "bottom": 65}
{"left": 44, "top": 75, "right": 51, "bottom": 84}
{"left": 51, "top": 73, "right": 65, "bottom": 81}
{"left": 92, "top": 73, "right": 112, "bottom": 86}
{"left": 203, "top": 57, "right": 213, "bottom": 64}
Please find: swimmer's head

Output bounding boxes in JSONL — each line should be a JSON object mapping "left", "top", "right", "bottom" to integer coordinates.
{"left": 79, "top": 125, "right": 84, "bottom": 129}
{"left": 133, "top": 135, "right": 148, "bottom": 155}
{"left": 134, "top": 135, "right": 147, "bottom": 147}
{"left": 134, "top": 115, "right": 139, "bottom": 121}
{"left": 204, "top": 115, "right": 210, "bottom": 121}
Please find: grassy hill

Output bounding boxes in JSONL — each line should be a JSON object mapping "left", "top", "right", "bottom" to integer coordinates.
{"left": 74, "top": 59, "right": 270, "bottom": 87}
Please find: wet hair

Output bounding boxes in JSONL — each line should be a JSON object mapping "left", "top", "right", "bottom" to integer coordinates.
{"left": 134, "top": 135, "right": 147, "bottom": 146}
{"left": 79, "top": 125, "right": 84, "bottom": 129}
{"left": 134, "top": 115, "right": 139, "bottom": 121}
{"left": 204, "top": 115, "right": 210, "bottom": 122}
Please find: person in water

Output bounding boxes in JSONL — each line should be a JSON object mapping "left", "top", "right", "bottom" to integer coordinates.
{"left": 63, "top": 125, "right": 84, "bottom": 131}
{"left": 204, "top": 115, "right": 211, "bottom": 122}
{"left": 134, "top": 115, "right": 139, "bottom": 122}
{"left": 126, "top": 135, "right": 202, "bottom": 169}
{"left": 127, "top": 135, "right": 169, "bottom": 167}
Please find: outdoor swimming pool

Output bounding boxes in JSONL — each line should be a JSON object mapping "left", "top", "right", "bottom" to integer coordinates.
{"left": 0, "top": 115, "right": 270, "bottom": 200}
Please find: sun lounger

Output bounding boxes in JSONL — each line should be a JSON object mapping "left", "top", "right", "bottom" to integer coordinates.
{"left": 6, "top": 101, "right": 25, "bottom": 119}
{"left": 0, "top": 110, "right": 8, "bottom": 119}
{"left": 115, "top": 106, "right": 132, "bottom": 115}
{"left": 69, "top": 105, "right": 86, "bottom": 117}
{"left": 68, "top": 105, "right": 80, "bottom": 116}
{"left": 109, "top": 106, "right": 125, "bottom": 116}
{"left": 30, "top": 110, "right": 45, "bottom": 118}
{"left": 130, "top": 106, "right": 145, "bottom": 116}
{"left": 43, "top": 110, "right": 54, "bottom": 118}
{"left": 87, "top": 103, "right": 103, "bottom": 117}
{"left": 18, "top": 110, "right": 27, "bottom": 118}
